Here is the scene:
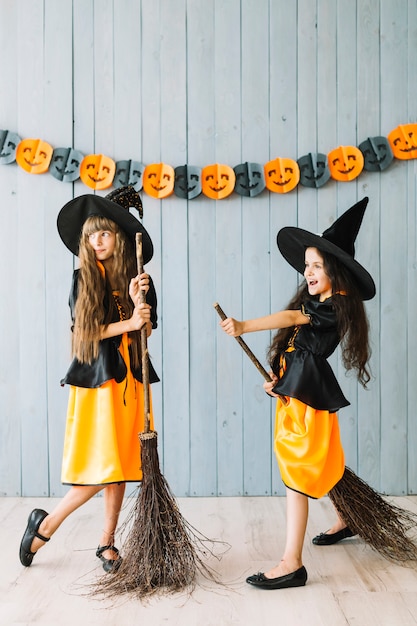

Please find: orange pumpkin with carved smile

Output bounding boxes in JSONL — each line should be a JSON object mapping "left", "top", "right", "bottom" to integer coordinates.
{"left": 80, "top": 154, "right": 116, "bottom": 190}
{"left": 264, "top": 157, "right": 299, "bottom": 193}
{"left": 328, "top": 146, "right": 364, "bottom": 181}
{"left": 202, "top": 164, "right": 236, "bottom": 199}
{"left": 143, "top": 163, "right": 174, "bottom": 198}
{"left": 16, "top": 138, "right": 53, "bottom": 174}
{"left": 388, "top": 124, "right": 417, "bottom": 160}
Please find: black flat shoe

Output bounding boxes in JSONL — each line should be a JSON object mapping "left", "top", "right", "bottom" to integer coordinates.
{"left": 312, "top": 527, "right": 356, "bottom": 545}
{"left": 19, "top": 508, "right": 50, "bottom": 567}
{"left": 96, "top": 545, "right": 122, "bottom": 573}
{"left": 246, "top": 565, "right": 307, "bottom": 590}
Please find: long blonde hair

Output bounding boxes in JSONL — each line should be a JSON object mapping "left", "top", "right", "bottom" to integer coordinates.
{"left": 72, "top": 215, "right": 140, "bottom": 365}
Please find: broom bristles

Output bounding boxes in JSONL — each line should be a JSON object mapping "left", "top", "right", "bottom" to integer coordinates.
{"left": 329, "top": 467, "right": 417, "bottom": 562}
{"left": 93, "top": 432, "right": 224, "bottom": 599}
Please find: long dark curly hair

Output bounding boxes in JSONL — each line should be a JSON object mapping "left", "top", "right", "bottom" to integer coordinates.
{"left": 268, "top": 248, "right": 372, "bottom": 387}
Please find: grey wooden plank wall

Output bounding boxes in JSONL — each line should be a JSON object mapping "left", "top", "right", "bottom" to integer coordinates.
{"left": 0, "top": 0, "right": 416, "bottom": 497}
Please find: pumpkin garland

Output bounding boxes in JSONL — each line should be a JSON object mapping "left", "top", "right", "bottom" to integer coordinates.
{"left": 1, "top": 122, "right": 416, "bottom": 198}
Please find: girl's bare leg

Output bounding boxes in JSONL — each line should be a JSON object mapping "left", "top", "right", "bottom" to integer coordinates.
{"left": 323, "top": 507, "right": 348, "bottom": 534}
{"left": 30, "top": 484, "right": 104, "bottom": 553}
{"left": 264, "top": 487, "right": 308, "bottom": 578}
{"left": 98, "top": 482, "right": 126, "bottom": 560}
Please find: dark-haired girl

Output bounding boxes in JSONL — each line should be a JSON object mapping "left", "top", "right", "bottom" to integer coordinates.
{"left": 220, "top": 198, "right": 376, "bottom": 589}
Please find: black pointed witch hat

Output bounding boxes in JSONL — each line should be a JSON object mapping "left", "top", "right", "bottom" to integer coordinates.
{"left": 277, "top": 197, "right": 375, "bottom": 300}
{"left": 57, "top": 186, "right": 153, "bottom": 263}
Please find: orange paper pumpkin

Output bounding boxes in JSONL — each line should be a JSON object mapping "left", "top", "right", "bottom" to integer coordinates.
{"left": 264, "top": 157, "right": 300, "bottom": 193}
{"left": 388, "top": 124, "right": 417, "bottom": 160}
{"left": 328, "top": 146, "right": 364, "bottom": 181}
{"left": 16, "top": 138, "right": 53, "bottom": 174}
{"left": 143, "top": 163, "right": 175, "bottom": 198}
{"left": 202, "top": 164, "right": 236, "bottom": 199}
{"left": 80, "top": 154, "right": 116, "bottom": 190}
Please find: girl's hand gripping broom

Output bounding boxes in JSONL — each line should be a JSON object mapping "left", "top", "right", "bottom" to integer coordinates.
{"left": 213, "top": 302, "right": 272, "bottom": 383}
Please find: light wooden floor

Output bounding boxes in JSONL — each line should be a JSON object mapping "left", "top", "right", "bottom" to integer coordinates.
{"left": 3, "top": 494, "right": 417, "bottom": 626}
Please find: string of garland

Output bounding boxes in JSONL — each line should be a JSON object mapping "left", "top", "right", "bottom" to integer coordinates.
{"left": 0, "top": 122, "right": 416, "bottom": 199}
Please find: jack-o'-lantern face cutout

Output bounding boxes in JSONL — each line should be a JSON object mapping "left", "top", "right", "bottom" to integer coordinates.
{"left": 359, "top": 137, "right": 393, "bottom": 172}
{"left": 0, "top": 130, "right": 21, "bottom": 164}
{"left": 264, "top": 158, "right": 299, "bottom": 194}
{"left": 297, "top": 153, "right": 330, "bottom": 188}
{"left": 388, "top": 124, "right": 417, "bottom": 160}
{"left": 174, "top": 165, "right": 202, "bottom": 199}
{"left": 16, "top": 138, "right": 53, "bottom": 174}
{"left": 143, "top": 163, "right": 174, "bottom": 198}
{"left": 202, "top": 164, "right": 236, "bottom": 199}
{"left": 80, "top": 154, "right": 116, "bottom": 190}
{"left": 50, "top": 147, "right": 83, "bottom": 182}
{"left": 114, "top": 160, "right": 144, "bottom": 191}
{"left": 328, "top": 146, "right": 364, "bottom": 181}
{"left": 233, "top": 162, "right": 265, "bottom": 197}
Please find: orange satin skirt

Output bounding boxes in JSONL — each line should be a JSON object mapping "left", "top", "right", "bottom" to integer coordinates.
{"left": 61, "top": 333, "right": 154, "bottom": 486}
{"left": 273, "top": 396, "right": 345, "bottom": 499}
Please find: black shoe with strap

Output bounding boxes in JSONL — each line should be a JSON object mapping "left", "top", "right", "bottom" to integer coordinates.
{"left": 96, "top": 545, "right": 122, "bottom": 573}
{"left": 312, "top": 527, "right": 356, "bottom": 545}
{"left": 246, "top": 565, "right": 308, "bottom": 590}
{"left": 19, "top": 508, "right": 50, "bottom": 567}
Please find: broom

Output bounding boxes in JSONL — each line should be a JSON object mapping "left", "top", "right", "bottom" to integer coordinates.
{"left": 93, "top": 237, "right": 222, "bottom": 600}
{"left": 214, "top": 301, "right": 417, "bottom": 562}
{"left": 213, "top": 302, "right": 272, "bottom": 383}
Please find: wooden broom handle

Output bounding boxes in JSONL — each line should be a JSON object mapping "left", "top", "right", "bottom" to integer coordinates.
{"left": 213, "top": 302, "right": 272, "bottom": 382}
{"left": 136, "top": 233, "right": 151, "bottom": 433}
